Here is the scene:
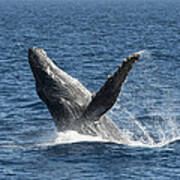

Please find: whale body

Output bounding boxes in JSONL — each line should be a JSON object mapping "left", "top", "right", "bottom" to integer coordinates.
{"left": 28, "top": 47, "right": 140, "bottom": 143}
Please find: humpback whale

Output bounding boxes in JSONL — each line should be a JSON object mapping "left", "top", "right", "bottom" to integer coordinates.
{"left": 28, "top": 47, "right": 140, "bottom": 143}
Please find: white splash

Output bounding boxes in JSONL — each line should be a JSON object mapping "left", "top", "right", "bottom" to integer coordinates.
{"left": 53, "top": 130, "right": 109, "bottom": 144}
{"left": 138, "top": 49, "right": 153, "bottom": 60}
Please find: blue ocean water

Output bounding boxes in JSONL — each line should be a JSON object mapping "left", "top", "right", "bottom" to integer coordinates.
{"left": 0, "top": 0, "right": 180, "bottom": 179}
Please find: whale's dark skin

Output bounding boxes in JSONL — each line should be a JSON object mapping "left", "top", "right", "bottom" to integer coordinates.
{"left": 28, "top": 47, "right": 140, "bottom": 142}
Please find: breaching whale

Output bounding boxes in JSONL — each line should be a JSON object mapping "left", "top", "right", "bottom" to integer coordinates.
{"left": 28, "top": 47, "right": 140, "bottom": 143}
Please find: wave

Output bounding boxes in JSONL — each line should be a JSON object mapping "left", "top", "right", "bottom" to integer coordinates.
{"left": 46, "top": 129, "right": 180, "bottom": 148}
{"left": 2, "top": 127, "right": 180, "bottom": 149}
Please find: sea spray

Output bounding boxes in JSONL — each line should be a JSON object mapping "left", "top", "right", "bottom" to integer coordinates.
{"left": 138, "top": 49, "right": 153, "bottom": 60}
{"left": 108, "top": 49, "right": 180, "bottom": 147}
{"left": 54, "top": 130, "right": 108, "bottom": 144}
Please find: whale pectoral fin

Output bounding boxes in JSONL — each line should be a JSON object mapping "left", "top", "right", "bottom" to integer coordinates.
{"left": 83, "top": 52, "right": 141, "bottom": 120}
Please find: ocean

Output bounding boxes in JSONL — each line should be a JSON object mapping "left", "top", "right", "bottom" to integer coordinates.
{"left": 0, "top": 0, "right": 180, "bottom": 179}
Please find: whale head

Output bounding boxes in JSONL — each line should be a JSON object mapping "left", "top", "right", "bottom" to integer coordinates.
{"left": 29, "top": 47, "right": 63, "bottom": 104}
{"left": 29, "top": 48, "right": 53, "bottom": 86}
